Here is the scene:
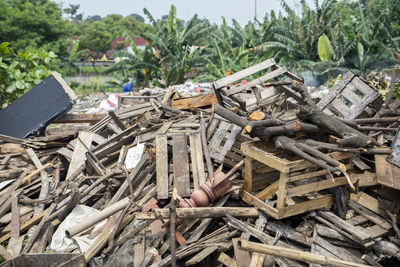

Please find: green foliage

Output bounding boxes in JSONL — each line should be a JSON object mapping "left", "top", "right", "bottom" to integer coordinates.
{"left": 0, "top": 42, "right": 57, "bottom": 106}
{"left": 318, "top": 35, "right": 333, "bottom": 61}
{"left": 0, "top": 0, "right": 69, "bottom": 57}
{"left": 106, "top": 5, "right": 217, "bottom": 87}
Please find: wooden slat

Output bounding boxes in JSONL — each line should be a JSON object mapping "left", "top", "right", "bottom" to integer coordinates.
{"left": 317, "top": 71, "right": 355, "bottom": 109}
{"left": 217, "top": 124, "right": 242, "bottom": 161}
{"left": 313, "top": 235, "right": 363, "bottom": 264}
{"left": 233, "top": 237, "right": 251, "bottom": 267}
{"left": 213, "top": 58, "right": 275, "bottom": 89}
{"left": 350, "top": 192, "right": 385, "bottom": 217}
{"left": 341, "top": 88, "right": 363, "bottom": 106}
{"left": 208, "top": 121, "right": 231, "bottom": 159}
{"left": 318, "top": 211, "right": 371, "bottom": 243}
{"left": 172, "top": 134, "right": 190, "bottom": 197}
{"left": 189, "top": 132, "right": 206, "bottom": 191}
{"left": 282, "top": 196, "right": 333, "bottom": 219}
{"left": 255, "top": 180, "right": 279, "bottom": 201}
{"left": 240, "top": 190, "right": 280, "bottom": 219}
{"left": 66, "top": 131, "right": 94, "bottom": 180}
{"left": 156, "top": 135, "right": 168, "bottom": 199}
{"left": 206, "top": 118, "right": 219, "bottom": 140}
{"left": 226, "top": 67, "right": 287, "bottom": 96}
{"left": 241, "top": 142, "right": 287, "bottom": 172}
{"left": 218, "top": 252, "right": 237, "bottom": 267}
{"left": 348, "top": 200, "right": 391, "bottom": 230}
{"left": 286, "top": 176, "right": 350, "bottom": 198}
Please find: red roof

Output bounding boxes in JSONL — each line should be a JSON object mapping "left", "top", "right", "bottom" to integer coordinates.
{"left": 110, "top": 37, "right": 147, "bottom": 50}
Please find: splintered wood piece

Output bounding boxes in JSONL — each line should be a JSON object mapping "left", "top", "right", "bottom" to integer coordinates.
{"left": 156, "top": 135, "right": 168, "bottom": 199}
{"left": 66, "top": 131, "right": 94, "bottom": 180}
{"left": 350, "top": 192, "right": 385, "bottom": 217}
{"left": 233, "top": 237, "right": 251, "bottom": 267}
{"left": 213, "top": 58, "right": 275, "bottom": 89}
{"left": 348, "top": 201, "right": 391, "bottom": 230}
{"left": 312, "top": 228, "right": 365, "bottom": 264}
{"left": 185, "top": 245, "right": 219, "bottom": 265}
{"left": 133, "top": 230, "right": 146, "bottom": 267}
{"left": 239, "top": 240, "right": 371, "bottom": 267}
{"left": 218, "top": 252, "right": 237, "bottom": 267}
{"left": 318, "top": 211, "right": 371, "bottom": 243}
{"left": 208, "top": 121, "right": 231, "bottom": 160}
{"left": 7, "top": 197, "right": 23, "bottom": 257}
{"left": 189, "top": 132, "right": 206, "bottom": 191}
{"left": 226, "top": 67, "right": 287, "bottom": 96}
{"left": 108, "top": 110, "right": 127, "bottom": 130}
{"left": 218, "top": 125, "right": 241, "bottom": 161}
{"left": 255, "top": 180, "right": 279, "bottom": 201}
{"left": 375, "top": 154, "right": 400, "bottom": 190}
{"left": 172, "top": 134, "right": 190, "bottom": 197}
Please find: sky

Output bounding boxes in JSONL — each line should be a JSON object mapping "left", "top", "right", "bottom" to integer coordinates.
{"left": 55, "top": 0, "right": 305, "bottom": 25}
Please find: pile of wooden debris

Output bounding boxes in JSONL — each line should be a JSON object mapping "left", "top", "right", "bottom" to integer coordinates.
{"left": 0, "top": 59, "right": 399, "bottom": 267}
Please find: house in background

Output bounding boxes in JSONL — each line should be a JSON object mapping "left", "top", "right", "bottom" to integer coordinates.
{"left": 107, "top": 37, "right": 147, "bottom": 58}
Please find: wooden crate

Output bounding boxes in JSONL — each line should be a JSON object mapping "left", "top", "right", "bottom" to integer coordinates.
{"left": 212, "top": 58, "right": 304, "bottom": 112}
{"left": 317, "top": 71, "right": 383, "bottom": 120}
{"left": 240, "top": 141, "right": 353, "bottom": 219}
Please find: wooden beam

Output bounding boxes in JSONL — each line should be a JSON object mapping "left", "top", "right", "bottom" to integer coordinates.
{"left": 135, "top": 207, "right": 260, "bottom": 220}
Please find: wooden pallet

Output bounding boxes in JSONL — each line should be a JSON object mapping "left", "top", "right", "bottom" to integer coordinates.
{"left": 317, "top": 71, "right": 383, "bottom": 120}
{"left": 212, "top": 58, "right": 303, "bottom": 112}
{"left": 240, "top": 141, "right": 353, "bottom": 219}
{"left": 156, "top": 132, "right": 206, "bottom": 199}
{"left": 206, "top": 117, "right": 243, "bottom": 163}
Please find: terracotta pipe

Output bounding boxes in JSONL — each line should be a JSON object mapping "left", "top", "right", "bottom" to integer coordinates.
{"left": 167, "top": 160, "right": 244, "bottom": 227}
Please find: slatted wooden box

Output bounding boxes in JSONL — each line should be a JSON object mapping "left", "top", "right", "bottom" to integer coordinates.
{"left": 317, "top": 71, "right": 383, "bottom": 120}
{"left": 240, "top": 141, "right": 353, "bottom": 219}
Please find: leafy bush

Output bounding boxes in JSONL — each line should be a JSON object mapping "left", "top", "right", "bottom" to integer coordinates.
{"left": 0, "top": 42, "right": 57, "bottom": 107}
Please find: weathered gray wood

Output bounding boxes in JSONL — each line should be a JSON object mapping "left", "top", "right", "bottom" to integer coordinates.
{"left": 213, "top": 58, "right": 275, "bottom": 89}
{"left": 133, "top": 231, "right": 146, "bottom": 267}
{"left": 7, "top": 197, "right": 23, "bottom": 257}
{"left": 348, "top": 201, "right": 391, "bottom": 230}
{"left": 314, "top": 235, "right": 364, "bottom": 263}
{"left": 206, "top": 118, "right": 219, "bottom": 140}
{"left": 172, "top": 134, "right": 190, "bottom": 197}
{"left": 226, "top": 67, "right": 287, "bottom": 96}
{"left": 156, "top": 135, "right": 169, "bottom": 199}
{"left": 208, "top": 121, "right": 231, "bottom": 160}
{"left": 66, "top": 131, "right": 94, "bottom": 180}
{"left": 185, "top": 245, "right": 219, "bottom": 265}
{"left": 318, "top": 211, "right": 371, "bottom": 243}
{"left": 189, "top": 132, "right": 206, "bottom": 190}
{"left": 216, "top": 124, "right": 241, "bottom": 161}
{"left": 233, "top": 237, "right": 251, "bottom": 267}
{"left": 266, "top": 220, "right": 312, "bottom": 247}
{"left": 318, "top": 71, "right": 355, "bottom": 109}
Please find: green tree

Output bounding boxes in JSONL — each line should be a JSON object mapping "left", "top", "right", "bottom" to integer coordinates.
{"left": 0, "top": 0, "right": 69, "bottom": 57}
{"left": 141, "top": 5, "right": 217, "bottom": 86}
{"left": 0, "top": 42, "right": 57, "bottom": 107}
{"left": 63, "top": 4, "right": 83, "bottom": 21}
{"left": 79, "top": 22, "right": 113, "bottom": 55}
{"left": 129, "top": 13, "right": 145, "bottom": 23}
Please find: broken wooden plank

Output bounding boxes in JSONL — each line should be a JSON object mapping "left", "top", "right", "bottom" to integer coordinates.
{"left": 213, "top": 58, "right": 275, "bottom": 89}
{"left": 156, "top": 135, "right": 169, "bottom": 199}
{"left": 189, "top": 132, "right": 206, "bottom": 191}
{"left": 66, "top": 131, "right": 94, "bottom": 180}
{"left": 318, "top": 211, "right": 371, "bottom": 243}
{"left": 135, "top": 207, "right": 260, "bottom": 220}
{"left": 172, "top": 134, "right": 190, "bottom": 197}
